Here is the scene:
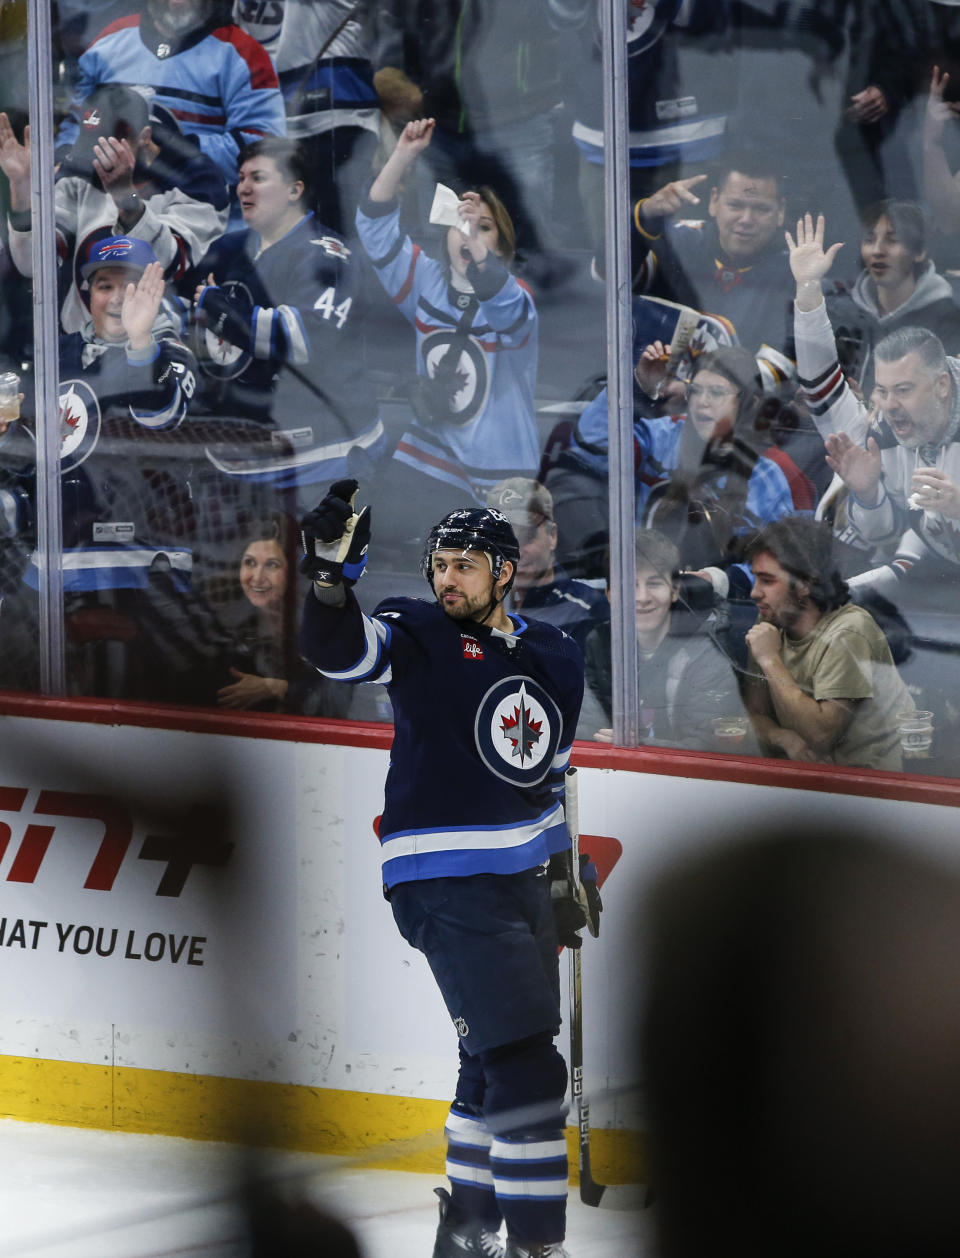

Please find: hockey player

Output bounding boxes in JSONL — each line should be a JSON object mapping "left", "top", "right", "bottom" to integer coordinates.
{"left": 188, "top": 137, "right": 387, "bottom": 506}
{"left": 299, "top": 481, "right": 594, "bottom": 1258}
{"left": 356, "top": 116, "right": 540, "bottom": 550}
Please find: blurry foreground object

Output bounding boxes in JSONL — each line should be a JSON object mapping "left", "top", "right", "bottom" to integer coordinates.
{"left": 641, "top": 829, "right": 960, "bottom": 1258}
{"left": 247, "top": 1188, "right": 361, "bottom": 1258}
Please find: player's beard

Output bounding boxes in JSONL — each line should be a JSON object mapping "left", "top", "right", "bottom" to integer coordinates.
{"left": 437, "top": 584, "right": 496, "bottom": 623}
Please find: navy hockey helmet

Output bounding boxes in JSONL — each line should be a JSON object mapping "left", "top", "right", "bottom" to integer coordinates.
{"left": 420, "top": 507, "right": 521, "bottom": 595}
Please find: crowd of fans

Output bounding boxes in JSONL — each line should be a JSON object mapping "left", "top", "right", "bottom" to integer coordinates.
{"left": 3, "top": 1, "right": 960, "bottom": 774}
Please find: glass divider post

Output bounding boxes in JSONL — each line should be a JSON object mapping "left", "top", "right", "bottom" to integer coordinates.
{"left": 601, "top": 0, "right": 638, "bottom": 747}
{"left": 27, "top": 1, "right": 66, "bottom": 696}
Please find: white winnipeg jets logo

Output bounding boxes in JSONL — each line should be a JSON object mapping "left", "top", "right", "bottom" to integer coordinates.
{"left": 628, "top": 1, "right": 655, "bottom": 42}
{"left": 491, "top": 682, "right": 549, "bottom": 770}
{"left": 475, "top": 675, "right": 561, "bottom": 785}
{"left": 59, "top": 385, "right": 88, "bottom": 456}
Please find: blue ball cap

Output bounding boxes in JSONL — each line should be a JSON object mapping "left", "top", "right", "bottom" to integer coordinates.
{"left": 80, "top": 235, "right": 157, "bottom": 282}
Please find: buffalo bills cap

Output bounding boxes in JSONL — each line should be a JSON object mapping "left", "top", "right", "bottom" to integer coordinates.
{"left": 80, "top": 235, "right": 158, "bottom": 280}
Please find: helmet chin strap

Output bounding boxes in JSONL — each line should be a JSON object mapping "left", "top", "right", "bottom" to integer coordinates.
{"left": 474, "top": 556, "right": 513, "bottom": 627}
{"left": 473, "top": 584, "right": 504, "bottom": 627}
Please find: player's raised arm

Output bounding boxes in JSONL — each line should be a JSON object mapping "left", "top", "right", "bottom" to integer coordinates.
{"left": 300, "top": 479, "right": 372, "bottom": 598}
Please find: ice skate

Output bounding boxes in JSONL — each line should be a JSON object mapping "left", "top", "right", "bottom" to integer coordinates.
{"left": 503, "top": 1242, "right": 570, "bottom": 1258}
{"left": 431, "top": 1186, "right": 505, "bottom": 1258}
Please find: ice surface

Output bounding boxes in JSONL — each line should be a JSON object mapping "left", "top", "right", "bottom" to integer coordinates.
{"left": 0, "top": 1119, "right": 651, "bottom": 1258}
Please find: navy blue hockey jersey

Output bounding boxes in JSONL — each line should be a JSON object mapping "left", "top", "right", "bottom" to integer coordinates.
{"left": 188, "top": 213, "right": 387, "bottom": 487}
{"left": 301, "top": 590, "right": 584, "bottom": 888}
{"left": 632, "top": 216, "right": 795, "bottom": 386}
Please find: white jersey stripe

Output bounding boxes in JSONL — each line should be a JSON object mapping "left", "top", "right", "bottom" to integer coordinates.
{"left": 319, "top": 614, "right": 388, "bottom": 682}
{"left": 490, "top": 1177, "right": 568, "bottom": 1199}
{"left": 573, "top": 116, "right": 726, "bottom": 152}
{"left": 446, "top": 1161, "right": 495, "bottom": 1187}
{"left": 278, "top": 304, "right": 310, "bottom": 364}
{"left": 253, "top": 306, "right": 273, "bottom": 359}
{"left": 445, "top": 1113, "right": 493, "bottom": 1147}
{"left": 490, "top": 1137, "right": 567, "bottom": 1162}
{"left": 381, "top": 804, "right": 564, "bottom": 863}
{"left": 205, "top": 416, "right": 386, "bottom": 477}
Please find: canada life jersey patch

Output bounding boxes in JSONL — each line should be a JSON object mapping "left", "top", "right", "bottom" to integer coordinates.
{"left": 461, "top": 635, "right": 484, "bottom": 660}
{"left": 474, "top": 675, "right": 562, "bottom": 787}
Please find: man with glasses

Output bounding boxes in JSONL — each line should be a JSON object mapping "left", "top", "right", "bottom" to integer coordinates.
{"left": 553, "top": 345, "right": 804, "bottom": 589}
{"left": 486, "top": 478, "right": 608, "bottom": 650}
{"left": 789, "top": 211, "right": 960, "bottom": 600}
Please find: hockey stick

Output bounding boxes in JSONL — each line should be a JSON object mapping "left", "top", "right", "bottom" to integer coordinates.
{"left": 565, "top": 766, "right": 649, "bottom": 1210}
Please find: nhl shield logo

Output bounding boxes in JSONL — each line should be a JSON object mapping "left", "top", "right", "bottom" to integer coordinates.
{"left": 453, "top": 1016, "right": 469, "bottom": 1037}
{"left": 58, "top": 378, "right": 102, "bottom": 471}
{"left": 474, "top": 675, "right": 561, "bottom": 787}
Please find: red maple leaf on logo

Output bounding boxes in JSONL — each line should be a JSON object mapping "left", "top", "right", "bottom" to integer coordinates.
{"left": 500, "top": 704, "right": 543, "bottom": 762}
{"left": 60, "top": 394, "right": 84, "bottom": 440}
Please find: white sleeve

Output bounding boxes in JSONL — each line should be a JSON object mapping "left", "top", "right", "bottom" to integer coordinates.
{"left": 795, "top": 301, "right": 869, "bottom": 445}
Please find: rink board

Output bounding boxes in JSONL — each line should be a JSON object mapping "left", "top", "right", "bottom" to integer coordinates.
{"left": 2, "top": 706, "right": 960, "bottom": 1176}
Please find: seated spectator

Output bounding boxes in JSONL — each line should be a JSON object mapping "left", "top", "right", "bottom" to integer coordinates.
{"left": 0, "top": 87, "right": 229, "bottom": 334}
{"left": 578, "top": 529, "right": 745, "bottom": 747}
{"left": 217, "top": 516, "right": 353, "bottom": 716}
{"left": 825, "top": 199, "right": 960, "bottom": 393}
{"left": 356, "top": 117, "right": 540, "bottom": 554}
{"left": 743, "top": 517, "right": 914, "bottom": 769}
{"left": 187, "top": 137, "right": 387, "bottom": 514}
{"left": 553, "top": 346, "right": 814, "bottom": 589}
{"left": 55, "top": 0, "right": 286, "bottom": 189}
{"left": 232, "top": 0, "right": 380, "bottom": 236}
{"left": 486, "top": 477, "right": 608, "bottom": 650}
{"left": 790, "top": 212, "right": 960, "bottom": 601}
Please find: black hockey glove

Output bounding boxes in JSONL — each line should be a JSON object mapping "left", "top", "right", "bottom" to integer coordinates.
{"left": 578, "top": 854, "right": 602, "bottom": 939}
{"left": 548, "top": 851, "right": 602, "bottom": 948}
{"left": 299, "top": 479, "right": 371, "bottom": 587}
